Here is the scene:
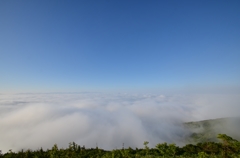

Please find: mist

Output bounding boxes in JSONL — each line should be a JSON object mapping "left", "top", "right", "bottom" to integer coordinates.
{"left": 0, "top": 92, "right": 240, "bottom": 153}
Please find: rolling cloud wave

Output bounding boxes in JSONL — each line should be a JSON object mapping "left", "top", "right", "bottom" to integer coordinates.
{"left": 0, "top": 92, "right": 239, "bottom": 153}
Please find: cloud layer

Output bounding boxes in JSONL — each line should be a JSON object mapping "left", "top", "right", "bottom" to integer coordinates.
{"left": 0, "top": 92, "right": 240, "bottom": 153}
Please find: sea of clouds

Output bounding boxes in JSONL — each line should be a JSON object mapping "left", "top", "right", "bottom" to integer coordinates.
{"left": 0, "top": 92, "right": 240, "bottom": 153}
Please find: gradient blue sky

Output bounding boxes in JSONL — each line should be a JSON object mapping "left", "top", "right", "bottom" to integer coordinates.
{"left": 1, "top": 0, "right": 240, "bottom": 93}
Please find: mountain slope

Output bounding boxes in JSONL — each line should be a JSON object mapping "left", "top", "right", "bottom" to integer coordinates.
{"left": 184, "top": 117, "right": 240, "bottom": 144}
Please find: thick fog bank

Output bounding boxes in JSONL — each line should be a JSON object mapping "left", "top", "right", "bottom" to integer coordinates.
{"left": 0, "top": 92, "right": 239, "bottom": 153}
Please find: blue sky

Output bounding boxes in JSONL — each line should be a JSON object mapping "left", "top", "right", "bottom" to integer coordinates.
{"left": 1, "top": 0, "right": 240, "bottom": 93}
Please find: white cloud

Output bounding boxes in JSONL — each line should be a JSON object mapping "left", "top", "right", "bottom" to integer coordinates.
{"left": 0, "top": 92, "right": 239, "bottom": 153}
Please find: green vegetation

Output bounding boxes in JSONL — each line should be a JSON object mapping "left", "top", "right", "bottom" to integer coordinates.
{"left": 1, "top": 134, "right": 240, "bottom": 158}
{"left": 185, "top": 117, "right": 240, "bottom": 144}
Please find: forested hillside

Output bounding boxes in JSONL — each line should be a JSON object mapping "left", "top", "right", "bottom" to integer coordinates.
{"left": 185, "top": 117, "right": 240, "bottom": 144}
{"left": 1, "top": 118, "right": 240, "bottom": 157}
{"left": 1, "top": 134, "right": 240, "bottom": 158}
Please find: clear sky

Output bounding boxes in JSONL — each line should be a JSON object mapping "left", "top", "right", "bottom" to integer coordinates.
{"left": 1, "top": 0, "right": 240, "bottom": 93}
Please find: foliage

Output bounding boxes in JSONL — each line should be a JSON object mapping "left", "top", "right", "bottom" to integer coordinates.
{"left": 1, "top": 134, "right": 240, "bottom": 158}
{"left": 185, "top": 117, "right": 240, "bottom": 144}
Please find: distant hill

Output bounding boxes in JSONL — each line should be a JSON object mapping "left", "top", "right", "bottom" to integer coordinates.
{"left": 184, "top": 117, "right": 240, "bottom": 144}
